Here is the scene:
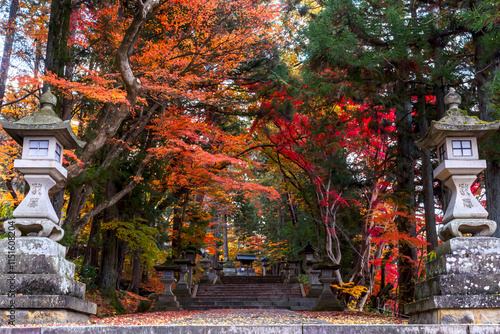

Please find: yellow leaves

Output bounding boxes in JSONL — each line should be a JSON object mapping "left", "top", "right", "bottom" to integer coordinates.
{"left": 331, "top": 282, "right": 368, "bottom": 300}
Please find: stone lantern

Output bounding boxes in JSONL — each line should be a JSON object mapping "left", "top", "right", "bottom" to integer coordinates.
{"left": 405, "top": 88, "right": 500, "bottom": 324}
{"left": 285, "top": 259, "right": 300, "bottom": 284}
{"left": 172, "top": 258, "right": 192, "bottom": 298}
{"left": 198, "top": 254, "right": 212, "bottom": 285}
{"left": 0, "top": 90, "right": 95, "bottom": 325}
{"left": 260, "top": 257, "right": 269, "bottom": 276}
{"left": 152, "top": 258, "right": 181, "bottom": 311}
{"left": 183, "top": 242, "right": 202, "bottom": 289}
{"left": 0, "top": 90, "right": 85, "bottom": 240}
{"left": 416, "top": 88, "right": 499, "bottom": 240}
{"left": 312, "top": 258, "right": 344, "bottom": 311}
{"left": 298, "top": 242, "right": 322, "bottom": 298}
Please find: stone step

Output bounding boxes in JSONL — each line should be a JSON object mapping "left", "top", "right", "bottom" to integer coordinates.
{"left": 179, "top": 297, "right": 317, "bottom": 311}
{"left": 220, "top": 276, "right": 284, "bottom": 284}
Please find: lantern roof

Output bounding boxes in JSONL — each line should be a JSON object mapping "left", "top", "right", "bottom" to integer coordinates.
{"left": 416, "top": 88, "right": 500, "bottom": 149}
{"left": 312, "top": 257, "right": 341, "bottom": 270}
{"left": 154, "top": 257, "right": 179, "bottom": 272}
{"left": 236, "top": 254, "right": 258, "bottom": 262}
{"left": 0, "top": 89, "right": 85, "bottom": 149}
{"left": 297, "top": 241, "right": 322, "bottom": 255}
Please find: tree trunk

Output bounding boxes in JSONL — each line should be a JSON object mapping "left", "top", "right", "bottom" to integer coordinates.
{"left": 99, "top": 228, "right": 119, "bottom": 294}
{"left": 83, "top": 218, "right": 100, "bottom": 266}
{"left": 474, "top": 29, "right": 500, "bottom": 238}
{"left": 142, "top": 262, "right": 150, "bottom": 284}
{"left": 223, "top": 214, "right": 229, "bottom": 261}
{"left": 116, "top": 240, "right": 126, "bottom": 291}
{"left": 0, "top": 0, "right": 19, "bottom": 110}
{"left": 395, "top": 99, "right": 418, "bottom": 313}
{"left": 418, "top": 95, "right": 438, "bottom": 252}
{"left": 45, "top": 0, "right": 72, "bottom": 79}
{"left": 172, "top": 187, "right": 189, "bottom": 258}
{"left": 128, "top": 250, "right": 141, "bottom": 294}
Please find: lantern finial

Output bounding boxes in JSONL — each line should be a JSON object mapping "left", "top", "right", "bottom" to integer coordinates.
{"left": 444, "top": 88, "right": 462, "bottom": 112}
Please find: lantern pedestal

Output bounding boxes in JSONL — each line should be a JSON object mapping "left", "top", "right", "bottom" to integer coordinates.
{"left": 439, "top": 219, "right": 497, "bottom": 241}
{"left": 306, "top": 269, "right": 322, "bottom": 298}
{"left": 312, "top": 261, "right": 344, "bottom": 311}
{"left": 0, "top": 237, "right": 96, "bottom": 325}
{"left": 405, "top": 237, "right": 500, "bottom": 324}
{"left": 153, "top": 259, "right": 181, "bottom": 311}
{"left": 172, "top": 260, "right": 191, "bottom": 298}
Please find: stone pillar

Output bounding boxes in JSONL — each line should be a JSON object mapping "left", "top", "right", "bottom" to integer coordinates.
{"left": 313, "top": 262, "right": 344, "bottom": 311}
{"left": 307, "top": 268, "right": 322, "bottom": 298}
{"left": 0, "top": 237, "right": 96, "bottom": 325}
{"left": 172, "top": 260, "right": 191, "bottom": 298}
{"left": 213, "top": 264, "right": 223, "bottom": 284}
{"left": 199, "top": 255, "right": 212, "bottom": 285}
{"left": 405, "top": 237, "right": 500, "bottom": 324}
{"left": 285, "top": 260, "right": 300, "bottom": 284}
{"left": 153, "top": 268, "right": 181, "bottom": 311}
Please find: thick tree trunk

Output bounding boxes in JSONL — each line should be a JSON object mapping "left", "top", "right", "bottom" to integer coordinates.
{"left": 418, "top": 95, "right": 438, "bottom": 251}
{"left": 83, "top": 218, "right": 100, "bottom": 267}
{"left": 116, "top": 240, "right": 126, "bottom": 291}
{"left": 395, "top": 99, "right": 418, "bottom": 313}
{"left": 45, "top": 0, "right": 72, "bottom": 79}
{"left": 0, "top": 0, "right": 19, "bottom": 110}
{"left": 172, "top": 187, "right": 189, "bottom": 258}
{"left": 474, "top": 30, "right": 500, "bottom": 238}
{"left": 128, "top": 250, "right": 141, "bottom": 294}
{"left": 99, "top": 228, "right": 119, "bottom": 294}
{"left": 97, "top": 179, "right": 124, "bottom": 314}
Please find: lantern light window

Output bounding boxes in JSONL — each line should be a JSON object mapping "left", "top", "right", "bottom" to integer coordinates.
{"left": 55, "top": 144, "right": 62, "bottom": 162}
{"left": 28, "top": 140, "right": 49, "bottom": 156}
{"left": 439, "top": 144, "right": 447, "bottom": 163}
{"left": 452, "top": 140, "right": 473, "bottom": 157}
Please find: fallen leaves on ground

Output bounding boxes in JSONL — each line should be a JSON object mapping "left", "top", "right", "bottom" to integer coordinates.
{"left": 5, "top": 309, "right": 407, "bottom": 327}
{"left": 297, "top": 310, "right": 407, "bottom": 325}
{"left": 92, "top": 311, "right": 204, "bottom": 326}
{"left": 167, "top": 309, "right": 326, "bottom": 325}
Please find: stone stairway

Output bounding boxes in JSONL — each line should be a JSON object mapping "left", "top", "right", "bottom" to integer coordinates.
{"left": 178, "top": 276, "right": 317, "bottom": 310}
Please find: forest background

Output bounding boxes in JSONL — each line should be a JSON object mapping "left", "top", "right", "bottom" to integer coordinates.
{"left": 0, "top": 0, "right": 500, "bottom": 316}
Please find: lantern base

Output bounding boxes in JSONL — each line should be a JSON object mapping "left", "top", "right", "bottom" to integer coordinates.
{"left": 405, "top": 237, "right": 500, "bottom": 324}
{"left": 152, "top": 294, "right": 181, "bottom": 311}
{"left": 0, "top": 237, "right": 96, "bottom": 325}
{"left": 439, "top": 219, "right": 496, "bottom": 241}
{"left": 4, "top": 219, "right": 64, "bottom": 242}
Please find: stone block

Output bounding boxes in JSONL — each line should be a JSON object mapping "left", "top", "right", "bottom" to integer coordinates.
{"left": 0, "top": 309, "right": 91, "bottom": 326}
{"left": 405, "top": 295, "right": 500, "bottom": 314}
{"left": 426, "top": 254, "right": 500, "bottom": 277}
{"left": 414, "top": 274, "right": 500, "bottom": 299}
{"left": 0, "top": 274, "right": 85, "bottom": 298}
{"left": 303, "top": 325, "right": 468, "bottom": 334}
{"left": 0, "top": 295, "right": 96, "bottom": 325}
{"left": 408, "top": 308, "right": 500, "bottom": 324}
{"left": 0, "top": 253, "right": 76, "bottom": 278}
{"left": 0, "top": 237, "right": 66, "bottom": 257}
{"left": 469, "top": 325, "right": 500, "bottom": 334}
{"left": 152, "top": 294, "right": 181, "bottom": 311}
{"left": 435, "top": 237, "right": 500, "bottom": 258}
